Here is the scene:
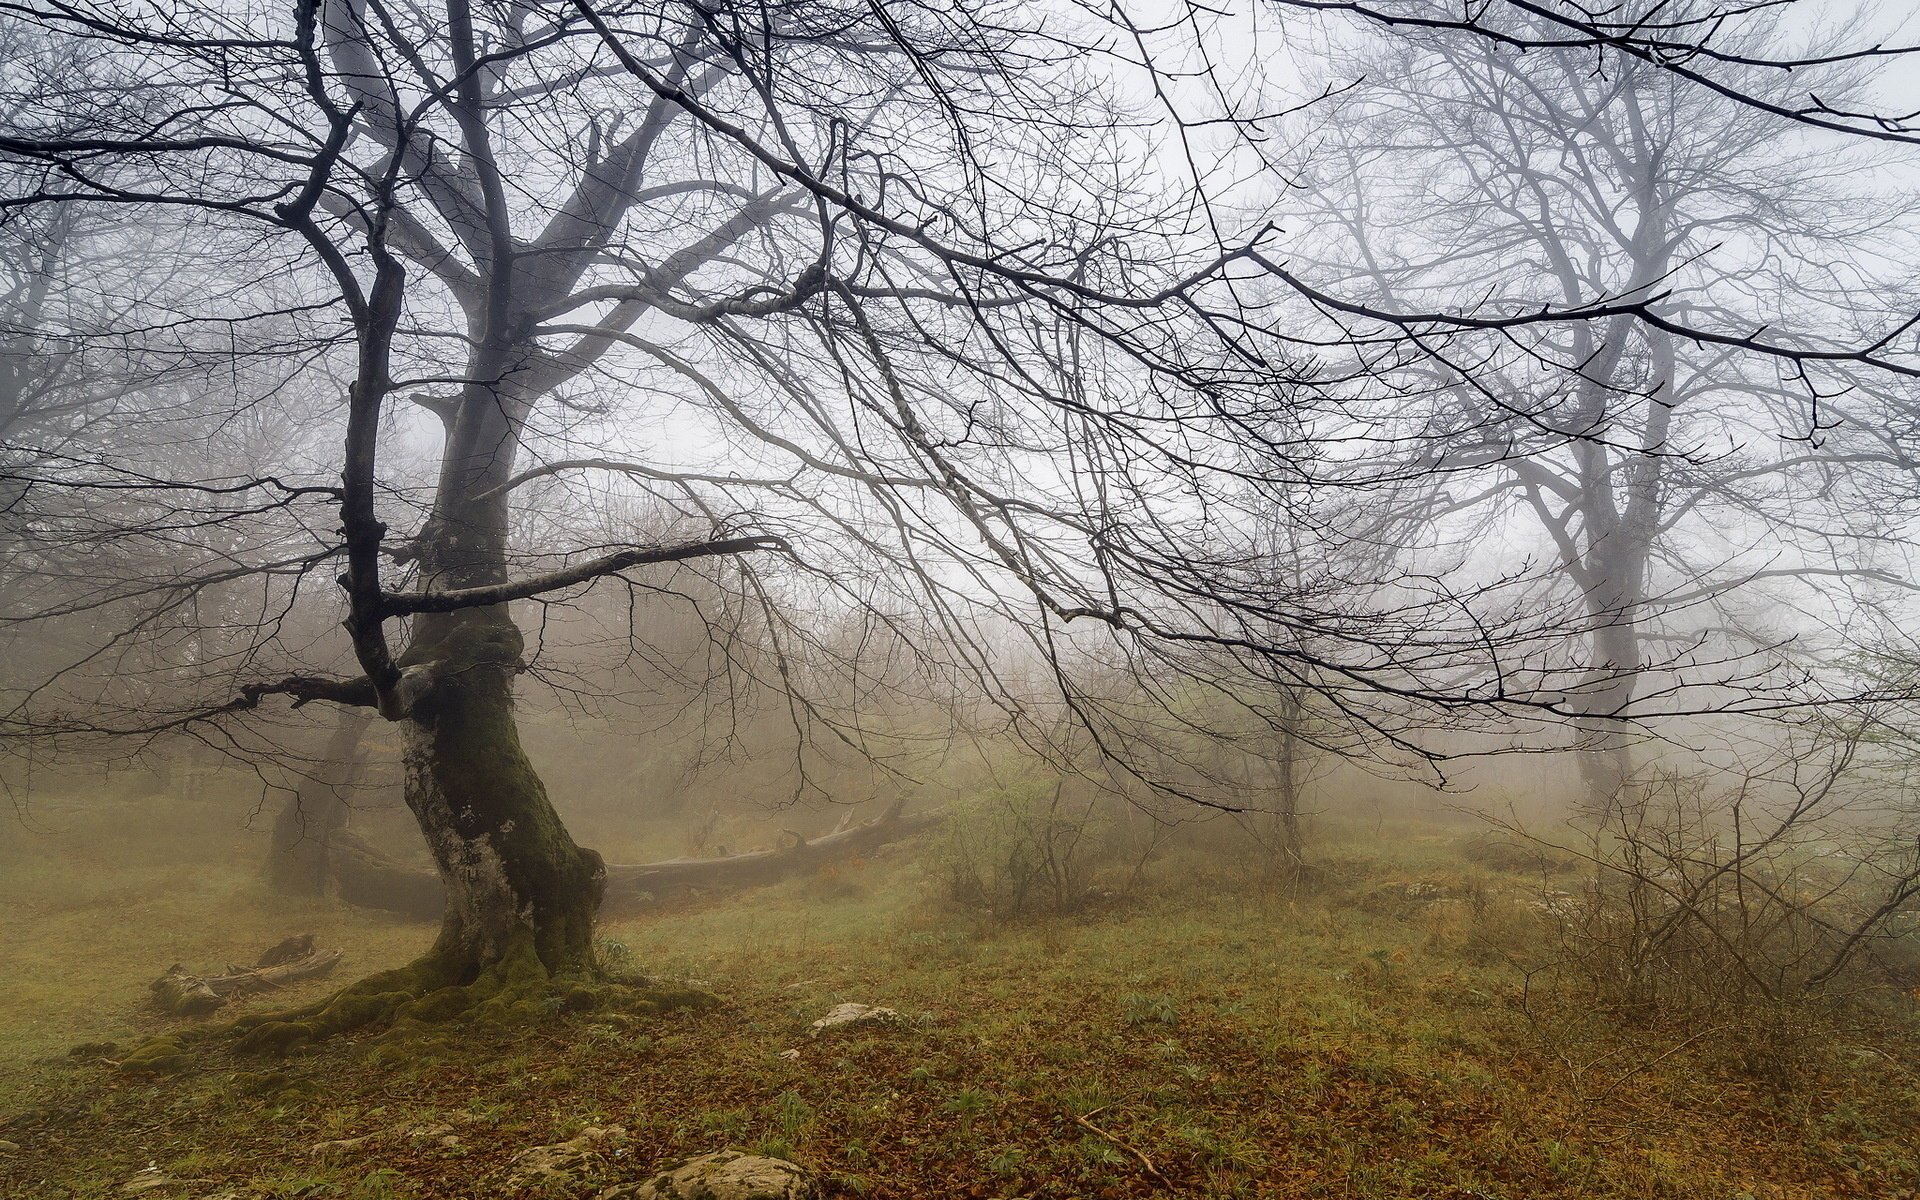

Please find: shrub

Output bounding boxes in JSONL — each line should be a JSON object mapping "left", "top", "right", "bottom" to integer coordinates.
{"left": 935, "top": 777, "right": 1140, "bottom": 919}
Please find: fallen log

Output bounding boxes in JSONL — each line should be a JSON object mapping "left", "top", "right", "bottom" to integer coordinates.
{"left": 150, "top": 934, "right": 344, "bottom": 1017}
{"left": 332, "top": 828, "right": 446, "bottom": 918}
{"left": 604, "top": 802, "right": 946, "bottom": 894}
{"left": 327, "top": 800, "right": 946, "bottom": 920}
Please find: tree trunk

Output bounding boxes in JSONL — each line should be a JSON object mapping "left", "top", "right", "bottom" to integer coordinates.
{"left": 1577, "top": 584, "right": 1642, "bottom": 823}
{"left": 1273, "top": 687, "right": 1308, "bottom": 865}
{"left": 400, "top": 609, "right": 605, "bottom": 978}
{"left": 1274, "top": 733, "right": 1304, "bottom": 867}
{"left": 267, "top": 708, "right": 372, "bottom": 895}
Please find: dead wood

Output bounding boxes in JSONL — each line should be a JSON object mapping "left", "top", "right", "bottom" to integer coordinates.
{"left": 1073, "top": 1105, "right": 1174, "bottom": 1188}
{"left": 150, "top": 935, "right": 344, "bottom": 1017}
{"left": 325, "top": 800, "right": 945, "bottom": 919}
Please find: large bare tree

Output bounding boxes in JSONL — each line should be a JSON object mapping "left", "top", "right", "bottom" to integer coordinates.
{"left": 4, "top": 0, "right": 1918, "bottom": 1044}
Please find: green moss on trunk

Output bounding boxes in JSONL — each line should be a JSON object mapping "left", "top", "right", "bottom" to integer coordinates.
{"left": 401, "top": 611, "right": 605, "bottom": 977}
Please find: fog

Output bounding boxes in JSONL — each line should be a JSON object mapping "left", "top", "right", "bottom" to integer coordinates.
{"left": 3, "top": 1, "right": 1919, "bottom": 1196}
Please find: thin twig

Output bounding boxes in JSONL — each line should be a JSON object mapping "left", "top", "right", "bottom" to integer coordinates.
{"left": 1591, "top": 1024, "right": 1734, "bottom": 1103}
{"left": 1073, "top": 1105, "right": 1174, "bottom": 1189}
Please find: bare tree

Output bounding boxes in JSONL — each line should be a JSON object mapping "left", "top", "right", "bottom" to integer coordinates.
{"left": 4, "top": 0, "right": 1918, "bottom": 1045}
{"left": 1269, "top": 3, "right": 1919, "bottom": 813}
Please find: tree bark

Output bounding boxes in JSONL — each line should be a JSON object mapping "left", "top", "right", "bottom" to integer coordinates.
{"left": 1271, "top": 692, "right": 1306, "bottom": 869}
{"left": 398, "top": 609, "right": 605, "bottom": 977}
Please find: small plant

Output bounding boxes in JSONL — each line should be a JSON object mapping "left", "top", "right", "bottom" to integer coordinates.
{"left": 942, "top": 1087, "right": 993, "bottom": 1131}
{"left": 771, "top": 1090, "right": 815, "bottom": 1140}
{"left": 1175, "top": 1123, "right": 1268, "bottom": 1172}
{"left": 596, "top": 937, "right": 636, "bottom": 971}
{"left": 348, "top": 1169, "right": 413, "bottom": 1200}
{"left": 1075, "top": 1136, "right": 1128, "bottom": 1168}
{"left": 462, "top": 1100, "right": 508, "bottom": 1125}
{"left": 1121, "top": 991, "right": 1180, "bottom": 1028}
{"left": 752, "top": 1138, "right": 798, "bottom": 1162}
{"left": 696, "top": 1107, "right": 751, "bottom": 1140}
{"left": 985, "top": 1146, "right": 1026, "bottom": 1176}
{"left": 1542, "top": 1138, "right": 1596, "bottom": 1184}
{"left": 256, "top": 1175, "right": 343, "bottom": 1199}
{"left": 1060, "top": 1082, "right": 1114, "bottom": 1114}
{"left": 936, "top": 776, "right": 1140, "bottom": 920}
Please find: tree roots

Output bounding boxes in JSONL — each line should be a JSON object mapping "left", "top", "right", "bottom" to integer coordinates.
{"left": 116, "top": 934, "right": 717, "bottom": 1071}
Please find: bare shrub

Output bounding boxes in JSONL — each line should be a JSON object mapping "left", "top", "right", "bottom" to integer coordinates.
{"left": 1515, "top": 729, "right": 1920, "bottom": 1083}
{"left": 936, "top": 777, "right": 1159, "bottom": 920}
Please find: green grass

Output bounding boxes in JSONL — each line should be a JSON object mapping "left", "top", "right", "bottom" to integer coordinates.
{"left": 1, "top": 786, "right": 1917, "bottom": 1199}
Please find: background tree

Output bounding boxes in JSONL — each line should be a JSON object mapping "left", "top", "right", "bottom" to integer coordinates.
{"left": 1257, "top": 3, "right": 1920, "bottom": 813}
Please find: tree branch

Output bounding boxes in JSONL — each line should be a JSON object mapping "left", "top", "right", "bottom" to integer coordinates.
{"left": 381, "top": 534, "right": 791, "bottom": 614}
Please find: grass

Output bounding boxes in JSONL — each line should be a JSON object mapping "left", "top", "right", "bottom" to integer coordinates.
{"left": 2, "top": 782, "right": 1917, "bottom": 1199}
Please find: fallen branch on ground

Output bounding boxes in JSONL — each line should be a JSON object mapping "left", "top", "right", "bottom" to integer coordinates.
{"left": 1073, "top": 1105, "right": 1174, "bottom": 1188}
{"left": 327, "top": 800, "right": 945, "bottom": 919}
{"left": 150, "top": 934, "right": 344, "bottom": 1017}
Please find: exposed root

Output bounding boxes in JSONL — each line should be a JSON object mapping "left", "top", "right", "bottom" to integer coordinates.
{"left": 116, "top": 934, "right": 718, "bottom": 1071}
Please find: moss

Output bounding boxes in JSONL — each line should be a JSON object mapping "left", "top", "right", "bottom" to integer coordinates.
{"left": 399, "top": 613, "right": 524, "bottom": 674}
{"left": 221, "top": 952, "right": 468, "bottom": 1057}
{"left": 626, "top": 986, "right": 721, "bottom": 1016}
{"left": 556, "top": 983, "right": 607, "bottom": 1013}
{"left": 118, "top": 1037, "right": 190, "bottom": 1074}
{"left": 234, "top": 1021, "right": 315, "bottom": 1056}
{"left": 395, "top": 985, "right": 479, "bottom": 1024}
{"left": 364, "top": 1026, "right": 464, "bottom": 1069}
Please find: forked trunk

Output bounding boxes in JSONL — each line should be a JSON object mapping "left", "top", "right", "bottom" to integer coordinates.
{"left": 400, "top": 611, "right": 605, "bottom": 977}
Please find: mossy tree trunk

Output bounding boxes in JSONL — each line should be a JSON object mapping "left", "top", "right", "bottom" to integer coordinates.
{"left": 399, "top": 609, "right": 605, "bottom": 978}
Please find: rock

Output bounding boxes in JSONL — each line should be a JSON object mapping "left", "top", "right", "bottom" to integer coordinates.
{"left": 777, "top": 1048, "right": 802, "bottom": 1061}
{"left": 406, "top": 1122, "right": 454, "bottom": 1142}
{"left": 0, "top": 1139, "right": 18, "bottom": 1154}
{"left": 508, "top": 1125, "right": 626, "bottom": 1188}
{"left": 807, "top": 1002, "right": 903, "bottom": 1037}
{"left": 601, "top": 1151, "right": 816, "bottom": 1200}
{"left": 310, "top": 1135, "right": 373, "bottom": 1155}
{"left": 121, "top": 1169, "right": 174, "bottom": 1194}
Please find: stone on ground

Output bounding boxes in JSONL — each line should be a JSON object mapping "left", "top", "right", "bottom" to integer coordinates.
{"left": 806, "top": 1002, "right": 902, "bottom": 1037}
{"left": 508, "top": 1124, "right": 628, "bottom": 1189}
{"left": 600, "top": 1150, "right": 816, "bottom": 1200}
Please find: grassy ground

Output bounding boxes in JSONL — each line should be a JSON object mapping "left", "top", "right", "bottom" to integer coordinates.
{"left": 2, "top": 787, "right": 1917, "bottom": 1199}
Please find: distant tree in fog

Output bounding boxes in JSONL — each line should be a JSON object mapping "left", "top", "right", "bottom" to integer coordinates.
{"left": 1262, "top": 3, "right": 1920, "bottom": 813}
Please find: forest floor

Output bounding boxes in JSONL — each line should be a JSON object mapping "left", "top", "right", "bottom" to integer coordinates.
{"left": 2, "top": 785, "right": 1918, "bottom": 1199}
